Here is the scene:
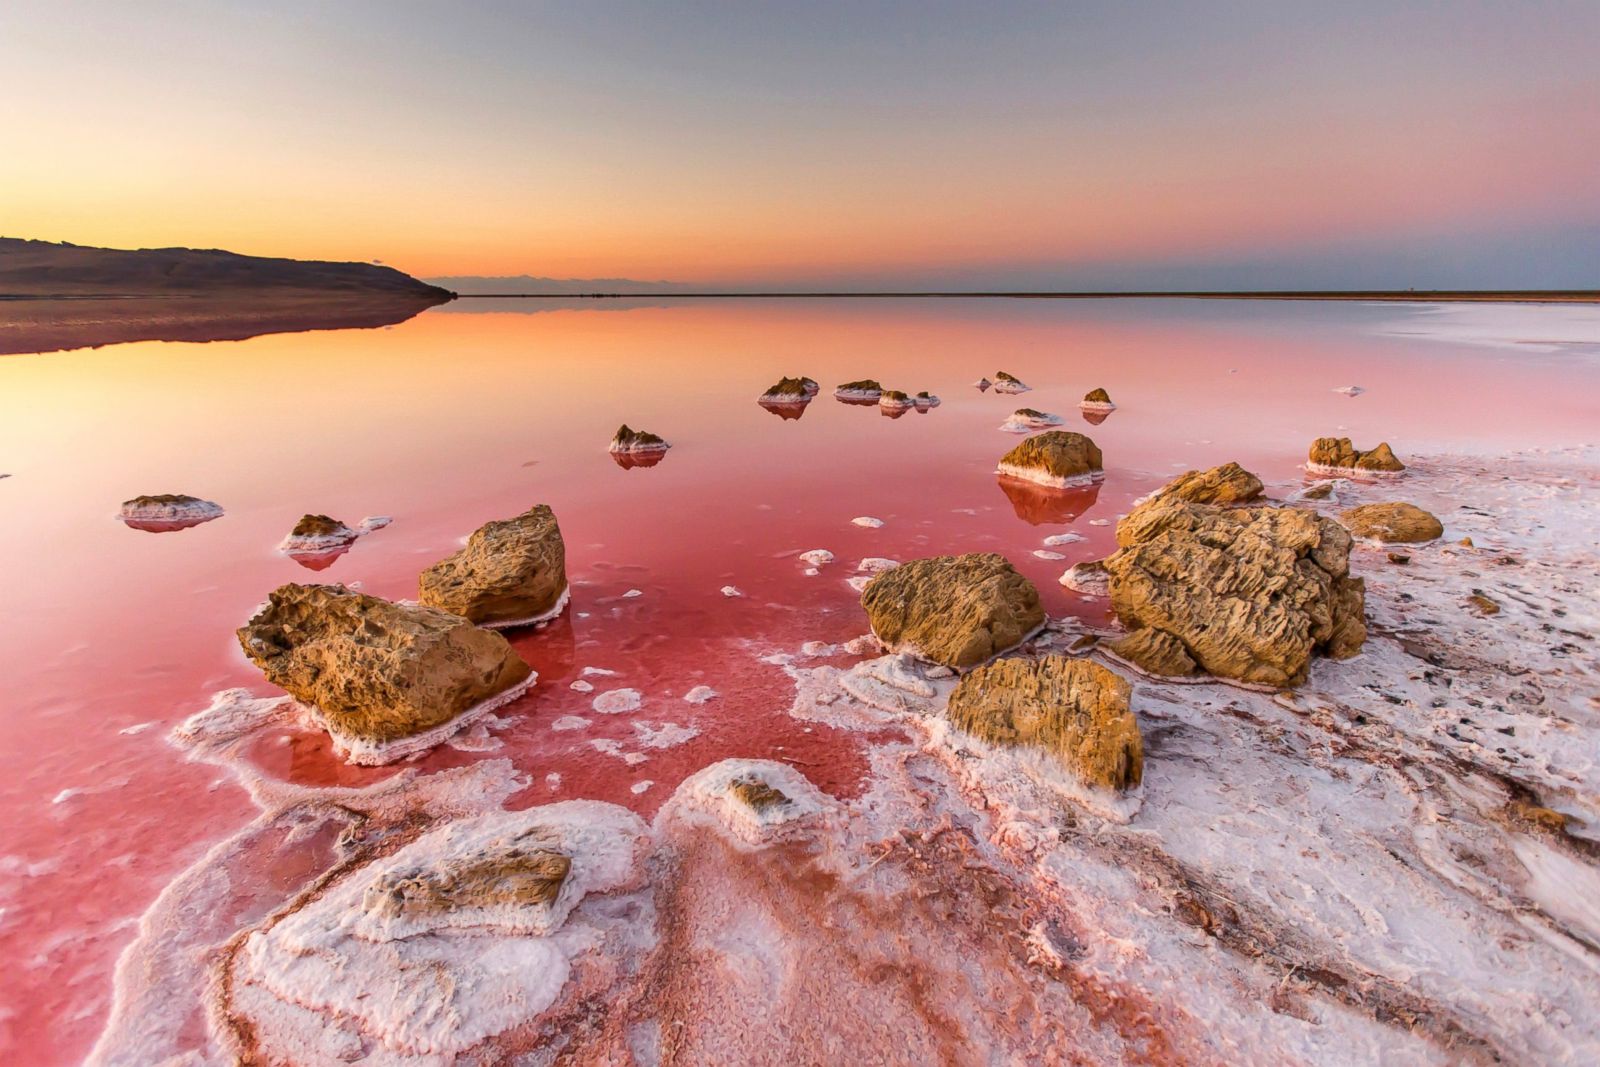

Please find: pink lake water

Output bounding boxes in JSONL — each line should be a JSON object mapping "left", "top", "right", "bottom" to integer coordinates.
{"left": 1, "top": 296, "right": 1598, "bottom": 1063}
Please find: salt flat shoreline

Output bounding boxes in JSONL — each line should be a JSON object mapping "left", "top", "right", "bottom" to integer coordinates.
{"left": 452, "top": 290, "right": 1600, "bottom": 303}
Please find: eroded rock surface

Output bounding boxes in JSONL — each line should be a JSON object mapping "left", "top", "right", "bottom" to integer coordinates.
{"left": 1138, "top": 461, "right": 1263, "bottom": 511}
{"left": 1104, "top": 627, "right": 1197, "bottom": 677}
{"left": 997, "top": 430, "right": 1104, "bottom": 488}
{"left": 236, "top": 583, "right": 534, "bottom": 763}
{"left": 1340, "top": 501, "right": 1444, "bottom": 543}
{"left": 860, "top": 553, "right": 1044, "bottom": 669}
{"left": 1105, "top": 499, "right": 1365, "bottom": 686}
{"left": 1309, "top": 436, "right": 1405, "bottom": 474}
{"left": 419, "top": 504, "right": 569, "bottom": 628}
{"left": 760, "top": 376, "right": 815, "bottom": 403}
{"left": 947, "top": 656, "right": 1142, "bottom": 791}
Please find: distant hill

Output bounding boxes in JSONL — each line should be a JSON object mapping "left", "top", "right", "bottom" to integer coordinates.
{"left": 0, "top": 238, "right": 453, "bottom": 300}
{"left": 427, "top": 274, "right": 692, "bottom": 295}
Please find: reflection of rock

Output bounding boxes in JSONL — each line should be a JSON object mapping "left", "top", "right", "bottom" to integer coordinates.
{"left": 1000, "top": 408, "right": 1064, "bottom": 433}
{"left": 1340, "top": 502, "right": 1443, "bottom": 543}
{"left": 834, "top": 379, "right": 883, "bottom": 401}
{"left": 610, "top": 449, "right": 665, "bottom": 469}
{"left": 1080, "top": 387, "right": 1116, "bottom": 412}
{"left": 947, "top": 656, "right": 1141, "bottom": 792}
{"left": 1105, "top": 497, "right": 1365, "bottom": 686}
{"left": 860, "top": 553, "right": 1044, "bottom": 669}
{"left": 758, "top": 397, "right": 809, "bottom": 420}
{"left": 997, "top": 475, "right": 1100, "bottom": 525}
{"left": 1080, "top": 408, "right": 1110, "bottom": 426}
{"left": 419, "top": 504, "right": 569, "bottom": 628}
{"left": 118, "top": 494, "right": 223, "bottom": 532}
{"left": 992, "top": 371, "right": 1030, "bottom": 394}
{"left": 236, "top": 583, "right": 535, "bottom": 764}
{"left": 1308, "top": 437, "right": 1405, "bottom": 475}
{"left": 996, "top": 431, "right": 1104, "bottom": 488}
{"left": 285, "top": 545, "right": 351, "bottom": 571}
{"left": 609, "top": 424, "right": 670, "bottom": 456}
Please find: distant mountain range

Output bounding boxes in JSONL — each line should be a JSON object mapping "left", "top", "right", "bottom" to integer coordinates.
{"left": 427, "top": 275, "right": 694, "bottom": 295}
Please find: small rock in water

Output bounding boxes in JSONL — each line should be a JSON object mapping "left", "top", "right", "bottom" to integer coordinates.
{"left": 1467, "top": 593, "right": 1501, "bottom": 616}
{"left": 721, "top": 585, "right": 743, "bottom": 597}
{"left": 997, "top": 431, "right": 1104, "bottom": 488}
{"left": 852, "top": 516, "right": 884, "bottom": 528}
{"left": 1079, "top": 387, "right": 1116, "bottom": 412}
{"left": 1308, "top": 436, "right": 1405, "bottom": 474}
{"left": 799, "top": 549, "right": 834, "bottom": 565}
{"left": 973, "top": 377, "right": 992, "bottom": 391}
{"left": 1340, "top": 502, "right": 1443, "bottom": 543}
{"left": 1088, "top": 518, "right": 1111, "bottom": 527}
{"left": 418, "top": 504, "right": 568, "bottom": 628}
{"left": 847, "top": 575, "right": 874, "bottom": 592}
{"left": 630, "top": 780, "right": 654, "bottom": 794}
{"left": 857, "top": 557, "right": 900, "bottom": 574}
{"left": 117, "top": 493, "right": 224, "bottom": 532}
{"left": 992, "top": 371, "right": 1031, "bottom": 394}
{"left": 592, "top": 688, "right": 643, "bottom": 714}
{"left": 1033, "top": 550, "right": 1066, "bottom": 561}
{"left": 1387, "top": 552, "right": 1411, "bottom": 565}
{"left": 1333, "top": 385, "right": 1366, "bottom": 396}
{"left": 683, "top": 685, "right": 718, "bottom": 704}
{"left": 608, "top": 424, "right": 670, "bottom": 455}
{"left": 1042, "top": 532, "right": 1085, "bottom": 546}
{"left": 834, "top": 379, "right": 883, "bottom": 401}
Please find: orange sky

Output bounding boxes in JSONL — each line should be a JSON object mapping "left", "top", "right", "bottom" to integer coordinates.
{"left": 2, "top": 3, "right": 1596, "bottom": 286}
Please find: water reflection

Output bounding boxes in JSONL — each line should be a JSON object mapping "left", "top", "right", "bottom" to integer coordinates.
{"left": 758, "top": 399, "right": 809, "bottom": 421}
{"left": 610, "top": 450, "right": 666, "bottom": 470}
{"left": 996, "top": 476, "right": 1101, "bottom": 525}
{"left": 1080, "top": 409, "right": 1111, "bottom": 426}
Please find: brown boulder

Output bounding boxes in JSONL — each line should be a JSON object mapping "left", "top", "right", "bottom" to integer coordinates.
{"left": 237, "top": 584, "right": 533, "bottom": 763}
{"left": 997, "top": 431, "right": 1104, "bottom": 488}
{"left": 946, "top": 656, "right": 1141, "bottom": 791}
{"left": 1105, "top": 628, "right": 1197, "bottom": 677}
{"left": 419, "top": 504, "right": 568, "bottom": 627}
{"left": 1103, "top": 499, "right": 1365, "bottom": 686}
{"left": 860, "top": 553, "right": 1044, "bottom": 669}
{"left": 1308, "top": 437, "right": 1405, "bottom": 473}
{"left": 1339, "top": 502, "right": 1443, "bottom": 543}
{"left": 1118, "top": 462, "right": 1264, "bottom": 543}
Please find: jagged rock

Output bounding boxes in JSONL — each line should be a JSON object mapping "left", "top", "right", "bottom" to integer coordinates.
{"left": 946, "top": 656, "right": 1142, "bottom": 791}
{"left": 609, "top": 424, "right": 669, "bottom": 454}
{"left": 1105, "top": 628, "right": 1197, "bottom": 677}
{"left": 118, "top": 493, "right": 224, "bottom": 531}
{"left": 1103, "top": 498, "right": 1365, "bottom": 686}
{"left": 1468, "top": 593, "right": 1501, "bottom": 616}
{"left": 760, "top": 376, "right": 815, "bottom": 403}
{"left": 419, "top": 504, "right": 569, "bottom": 627}
{"left": 1081, "top": 387, "right": 1116, "bottom": 411}
{"left": 835, "top": 379, "right": 883, "bottom": 400}
{"left": 997, "top": 431, "right": 1104, "bottom": 488}
{"left": 1339, "top": 502, "right": 1444, "bottom": 543}
{"left": 280, "top": 513, "right": 357, "bottom": 550}
{"left": 860, "top": 553, "right": 1044, "bottom": 669}
{"left": 1143, "top": 462, "right": 1263, "bottom": 510}
{"left": 992, "top": 371, "right": 1030, "bottom": 394}
{"left": 236, "top": 584, "right": 534, "bottom": 763}
{"left": 1308, "top": 437, "right": 1405, "bottom": 473}
{"left": 1298, "top": 481, "right": 1336, "bottom": 501}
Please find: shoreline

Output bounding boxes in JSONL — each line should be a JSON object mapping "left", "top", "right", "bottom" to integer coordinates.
{"left": 448, "top": 289, "right": 1600, "bottom": 304}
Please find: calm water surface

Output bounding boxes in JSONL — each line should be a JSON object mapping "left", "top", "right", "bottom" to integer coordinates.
{"left": 1, "top": 297, "right": 1597, "bottom": 1062}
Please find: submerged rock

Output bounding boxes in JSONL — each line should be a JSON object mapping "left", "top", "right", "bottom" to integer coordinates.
{"left": 946, "top": 656, "right": 1141, "bottom": 792}
{"left": 1340, "top": 502, "right": 1444, "bottom": 543}
{"left": 1000, "top": 408, "right": 1064, "bottom": 433}
{"left": 236, "top": 583, "right": 534, "bottom": 764}
{"left": 1308, "top": 437, "right": 1405, "bottom": 474}
{"left": 835, "top": 379, "right": 883, "bottom": 402}
{"left": 609, "top": 424, "right": 670, "bottom": 455}
{"left": 860, "top": 553, "right": 1044, "bottom": 669}
{"left": 117, "top": 493, "right": 223, "bottom": 532}
{"left": 992, "top": 371, "right": 1031, "bottom": 394}
{"left": 997, "top": 430, "right": 1104, "bottom": 488}
{"left": 1104, "top": 498, "right": 1365, "bottom": 686}
{"left": 1080, "top": 387, "right": 1116, "bottom": 412}
{"left": 419, "top": 504, "right": 569, "bottom": 628}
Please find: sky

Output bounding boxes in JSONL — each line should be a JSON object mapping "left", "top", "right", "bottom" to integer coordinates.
{"left": 2, "top": 1, "right": 1597, "bottom": 290}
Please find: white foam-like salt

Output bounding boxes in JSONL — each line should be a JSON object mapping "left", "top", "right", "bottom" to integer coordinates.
{"left": 851, "top": 516, "right": 884, "bottom": 528}
{"left": 683, "top": 686, "right": 719, "bottom": 704}
{"left": 799, "top": 549, "right": 834, "bottom": 566}
{"left": 1042, "top": 532, "right": 1085, "bottom": 546}
{"left": 995, "top": 462, "right": 1103, "bottom": 489}
{"left": 592, "top": 688, "right": 643, "bottom": 715}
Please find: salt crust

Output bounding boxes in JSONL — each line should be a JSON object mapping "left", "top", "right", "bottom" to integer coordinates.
{"left": 661, "top": 758, "right": 831, "bottom": 847}
{"left": 996, "top": 461, "right": 1103, "bottom": 489}
{"left": 478, "top": 584, "right": 571, "bottom": 630}
{"left": 301, "top": 670, "right": 537, "bottom": 766}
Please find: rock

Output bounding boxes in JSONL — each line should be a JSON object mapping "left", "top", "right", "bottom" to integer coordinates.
{"left": 609, "top": 424, "right": 669, "bottom": 455}
{"left": 1333, "top": 385, "right": 1365, "bottom": 397}
{"left": 1080, "top": 387, "right": 1116, "bottom": 412}
{"left": 799, "top": 549, "right": 834, "bottom": 565}
{"left": 946, "top": 657, "right": 1141, "bottom": 791}
{"left": 1308, "top": 437, "right": 1405, "bottom": 474}
{"left": 835, "top": 379, "right": 883, "bottom": 401}
{"left": 364, "top": 846, "right": 571, "bottom": 919}
{"left": 117, "top": 493, "right": 223, "bottom": 532}
{"left": 729, "top": 776, "right": 791, "bottom": 812}
{"left": 1387, "top": 552, "right": 1411, "bottom": 565}
{"left": 1142, "top": 462, "right": 1264, "bottom": 509}
{"left": 236, "top": 584, "right": 535, "bottom": 764}
{"left": 997, "top": 431, "right": 1104, "bottom": 488}
{"left": 974, "top": 377, "right": 992, "bottom": 391}
{"left": 1298, "top": 481, "right": 1336, "bottom": 501}
{"left": 759, "top": 376, "right": 815, "bottom": 403}
{"left": 914, "top": 390, "right": 940, "bottom": 410}
{"left": 1059, "top": 559, "right": 1110, "bottom": 595}
{"left": 1103, "top": 498, "right": 1366, "bottom": 686}
{"left": 1104, "top": 628, "right": 1197, "bottom": 677}
{"left": 1468, "top": 593, "right": 1501, "bottom": 616}
{"left": 860, "top": 553, "right": 1045, "bottom": 669}
{"left": 1339, "top": 502, "right": 1443, "bottom": 543}
{"left": 992, "top": 371, "right": 1031, "bottom": 394}
{"left": 879, "top": 389, "right": 913, "bottom": 412}
{"left": 280, "top": 514, "right": 357, "bottom": 553}
{"left": 1000, "top": 408, "right": 1064, "bottom": 433}
{"left": 419, "top": 504, "right": 569, "bottom": 627}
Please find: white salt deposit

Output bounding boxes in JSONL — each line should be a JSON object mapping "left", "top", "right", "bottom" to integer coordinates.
{"left": 721, "top": 585, "right": 743, "bottom": 597}
{"left": 846, "top": 575, "right": 873, "bottom": 592}
{"left": 592, "top": 688, "right": 643, "bottom": 715}
{"left": 632, "top": 721, "right": 700, "bottom": 749}
{"left": 631, "top": 780, "right": 654, "bottom": 794}
{"left": 550, "top": 716, "right": 590, "bottom": 732}
{"left": 357, "top": 515, "right": 393, "bottom": 532}
{"left": 683, "top": 685, "right": 719, "bottom": 704}
{"left": 851, "top": 516, "right": 884, "bottom": 528}
{"left": 1333, "top": 385, "right": 1365, "bottom": 396}
{"left": 582, "top": 666, "right": 618, "bottom": 677}
{"left": 480, "top": 584, "right": 571, "bottom": 630}
{"left": 1087, "top": 518, "right": 1111, "bottom": 526}
{"left": 622, "top": 588, "right": 644, "bottom": 598}
{"left": 999, "top": 410, "right": 1064, "bottom": 433}
{"left": 317, "top": 671, "right": 538, "bottom": 767}
{"left": 1032, "top": 549, "right": 1066, "bottom": 560}
{"left": 798, "top": 549, "right": 834, "bottom": 565}
{"left": 856, "top": 557, "right": 899, "bottom": 573}
{"left": 1042, "top": 532, "right": 1085, "bottom": 546}
{"left": 995, "top": 461, "right": 1102, "bottom": 489}
{"left": 662, "top": 758, "right": 831, "bottom": 847}
{"left": 569, "top": 679, "right": 594, "bottom": 693}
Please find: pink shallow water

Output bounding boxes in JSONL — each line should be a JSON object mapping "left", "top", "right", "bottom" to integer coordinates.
{"left": 0, "top": 297, "right": 1597, "bottom": 1062}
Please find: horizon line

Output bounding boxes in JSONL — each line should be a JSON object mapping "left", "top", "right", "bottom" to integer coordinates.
{"left": 451, "top": 289, "right": 1600, "bottom": 304}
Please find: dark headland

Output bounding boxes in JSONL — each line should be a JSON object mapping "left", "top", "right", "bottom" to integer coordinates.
{"left": 0, "top": 238, "right": 455, "bottom": 356}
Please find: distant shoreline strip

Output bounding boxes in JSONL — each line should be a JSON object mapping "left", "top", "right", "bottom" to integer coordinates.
{"left": 450, "top": 290, "right": 1600, "bottom": 304}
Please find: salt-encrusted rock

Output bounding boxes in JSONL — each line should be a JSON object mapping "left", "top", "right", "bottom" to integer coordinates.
{"left": 946, "top": 657, "right": 1141, "bottom": 792}
{"left": 1080, "top": 388, "right": 1116, "bottom": 412}
{"left": 1339, "top": 502, "right": 1444, "bottom": 543}
{"left": 997, "top": 431, "right": 1104, "bottom": 488}
{"left": 1308, "top": 437, "right": 1405, "bottom": 474}
{"left": 879, "top": 389, "right": 914, "bottom": 412}
{"left": 418, "top": 504, "right": 569, "bottom": 628}
{"left": 992, "top": 371, "right": 1030, "bottom": 394}
{"left": 835, "top": 379, "right": 883, "bottom": 401}
{"left": 117, "top": 493, "right": 223, "bottom": 531}
{"left": 1059, "top": 559, "right": 1110, "bottom": 595}
{"left": 1103, "top": 499, "right": 1365, "bottom": 686}
{"left": 609, "top": 424, "right": 669, "bottom": 455}
{"left": 1000, "top": 408, "right": 1064, "bottom": 433}
{"left": 914, "top": 391, "right": 940, "bottom": 410}
{"left": 759, "top": 376, "right": 815, "bottom": 404}
{"left": 860, "top": 553, "right": 1044, "bottom": 669}
{"left": 1104, "top": 628, "right": 1197, "bottom": 677}
{"left": 236, "top": 584, "right": 534, "bottom": 764}
{"left": 668, "top": 759, "right": 828, "bottom": 846}
{"left": 279, "top": 514, "right": 357, "bottom": 553}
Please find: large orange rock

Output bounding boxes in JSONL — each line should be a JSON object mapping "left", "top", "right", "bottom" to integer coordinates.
{"left": 1340, "top": 502, "right": 1443, "bottom": 543}
{"left": 860, "top": 553, "right": 1044, "bottom": 669}
{"left": 419, "top": 504, "right": 568, "bottom": 628}
{"left": 997, "top": 431, "right": 1104, "bottom": 488}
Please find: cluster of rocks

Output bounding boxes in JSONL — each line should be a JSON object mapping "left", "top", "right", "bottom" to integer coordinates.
{"left": 1308, "top": 436, "right": 1405, "bottom": 474}
{"left": 236, "top": 503, "right": 572, "bottom": 764}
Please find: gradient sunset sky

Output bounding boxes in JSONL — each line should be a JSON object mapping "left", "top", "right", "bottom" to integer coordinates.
{"left": 4, "top": 1, "right": 1596, "bottom": 289}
